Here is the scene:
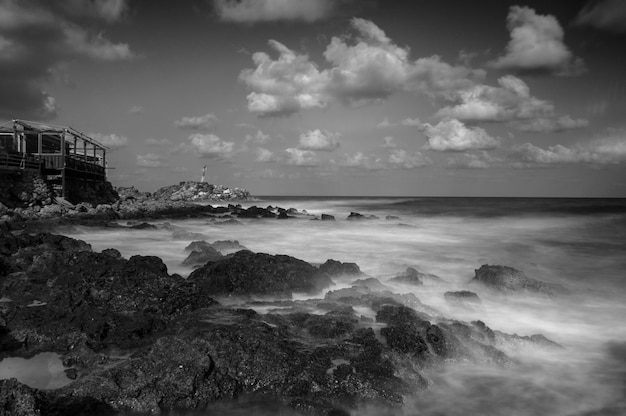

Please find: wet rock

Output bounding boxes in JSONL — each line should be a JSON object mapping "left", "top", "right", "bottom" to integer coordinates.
{"left": 385, "top": 215, "right": 401, "bottom": 220}
{"left": 128, "top": 222, "right": 157, "bottom": 230}
{"left": 389, "top": 267, "right": 443, "bottom": 286}
{"left": 346, "top": 212, "right": 378, "bottom": 220}
{"left": 100, "top": 248, "right": 122, "bottom": 259}
{"left": 181, "top": 246, "right": 223, "bottom": 267}
{"left": 321, "top": 214, "right": 335, "bottom": 221}
{"left": 350, "top": 277, "right": 389, "bottom": 291}
{"left": 184, "top": 240, "right": 248, "bottom": 255}
{"left": 471, "top": 264, "right": 566, "bottom": 296}
{"left": 0, "top": 378, "right": 45, "bottom": 416}
{"left": 188, "top": 250, "right": 334, "bottom": 298}
{"left": 319, "top": 259, "right": 364, "bottom": 278}
{"left": 444, "top": 291, "right": 482, "bottom": 308}
{"left": 236, "top": 206, "right": 276, "bottom": 219}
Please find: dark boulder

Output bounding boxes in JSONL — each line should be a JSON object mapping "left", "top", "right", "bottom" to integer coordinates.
{"left": 181, "top": 246, "right": 223, "bottom": 267}
{"left": 346, "top": 212, "right": 378, "bottom": 221}
{"left": 188, "top": 250, "right": 334, "bottom": 298}
{"left": 236, "top": 206, "right": 276, "bottom": 219}
{"left": 0, "top": 379, "right": 45, "bottom": 416}
{"left": 444, "top": 291, "right": 482, "bottom": 308}
{"left": 321, "top": 214, "right": 335, "bottom": 221}
{"left": 319, "top": 259, "right": 363, "bottom": 278}
{"left": 471, "top": 265, "right": 566, "bottom": 296}
{"left": 389, "top": 267, "right": 442, "bottom": 286}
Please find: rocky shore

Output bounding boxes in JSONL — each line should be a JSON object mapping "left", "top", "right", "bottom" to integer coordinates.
{"left": 0, "top": 181, "right": 254, "bottom": 226}
{"left": 0, "top": 217, "right": 564, "bottom": 415}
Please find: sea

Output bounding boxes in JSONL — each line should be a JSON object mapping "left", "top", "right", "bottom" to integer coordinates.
{"left": 5, "top": 196, "right": 626, "bottom": 415}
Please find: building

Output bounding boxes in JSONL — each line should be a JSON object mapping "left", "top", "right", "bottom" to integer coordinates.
{"left": 0, "top": 119, "right": 108, "bottom": 200}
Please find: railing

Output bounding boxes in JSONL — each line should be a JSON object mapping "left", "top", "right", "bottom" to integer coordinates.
{"left": 38, "top": 154, "right": 105, "bottom": 176}
{"left": 0, "top": 152, "right": 41, "bottom": 171}
{"left": 0, "top": 152, "right": 105, "bottom": 177}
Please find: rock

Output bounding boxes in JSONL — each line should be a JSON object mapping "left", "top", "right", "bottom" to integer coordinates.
{"left": 0, "top": 379, "right": 45, "bottom": 416}
{"left": 389, "top": 267, "right": 423, "bottom": 286}
{"left": 184, "top": 240, "right": 248, "bottom": 256}
{"left": 321, "top": 214, "right": 335, "bottom": 221}
{"left": 0, "top": 203, "right": 8, "bottom": 216}
{"left": 390, "top": 267, "right": 443, "bottom": 286}
{"left": 128, "top": 222, "right": 157, "bottom": 230}
{"left": 350, "top": 277, "right": 389, "bottom": 291}
{"left": 236, "top": 206, "right": 276, "bottom": 219}
{"left": 181, "top": 246, "right": 223, "bottom": 267}
{"left": 471, "top": 265, "right": 566, "bottom": 296}
{"left": 346, "top": 212, "right": 378, "bottom": 221}
{"left": 347, "top": 212, "right": 365, "bottom": 220}
{"left": 385, "top": 215, "right": 400, "bottom": 220}
{"left": 188, "top": 251, "right": 334, "bottom": 298}
{"left": 101, "top": 248, "right": 122, "bottom": 259}
{"left": 444, "top": 291, "right": 482, "bottom": 308}
{"left": 319, "top": 259, "right": 364, "bottom": 278}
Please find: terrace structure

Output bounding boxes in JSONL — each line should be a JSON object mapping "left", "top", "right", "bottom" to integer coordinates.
{"left": 0, "top": 119, "right": 108, "bottom": 199}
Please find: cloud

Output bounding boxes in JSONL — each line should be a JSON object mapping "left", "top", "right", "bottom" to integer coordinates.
{"left": 377, "top": 117, "right": 422, "bottom": 128}
{"left": 447, "top": 151, "right": 500, "bottom": 169}
{"left": 489, "top": 6, "right": 585, "bottom": 76}
{"left": 436, "top": 75, "right": 587, "bottom": 132}
{"left": 377, "top": 118, "right": 393, "bottom": 128}
{"left": 145, "top": 138, "right": 173, "bottom": 146}
{"left": 213, "top": 0, "right": 335, "bottom": 23}
{"left": 136, "top": 153, "right": 167, "bottom": 168}
{"left": 421, "top": 119, "right": 500, "bottom": 152}
{"left": 575, "top": 0, "right": 626, "bottom": 33}
{"left": 437, "top": 75, "right": 552, "bottom": 121}
{"left": 185, "top": 133, "right": 236, "bottom": 159}
{"left": 256, "top": 147, "right": 278, "bottom": 162}
{"left": 513, "top": 116, "right": 589, "bottom": 133}
{"left": 129, "top": 105, "right": 145, "bottom": 114}
{"left": 283, "top": 148, "right": 320, "bottom": 166}
{"left": 244, "top": 130, "right": 271, "bottom": 144}
{"left": 174, "top": 113, "right": 219, "bottom": 130}
{"left": 88, "top": 132, "right": 129, "bottom": 150}
{"left": 337, "top": 152, "right": 386, "bottom": 170}
{"left": 400, "top": 117, "right": 422, "bottom": 127}
{"left": 382, "top": 136, "right": 397, "bottom": 148}
{"left": 297, "top": 129, "right": 340, "bottom": 151}
{"left": 240, "top": 18, "right": 482, "bottom": 117}
{"left": 388, "top": 149, "right": 432, "bottom": 169}
{"left": 511, "top": 130, "right": 626, "bottom": 165}
{"left": 239, "top": 39, "right": 328, "bottom": 117}
{"left": 0, "top": 0, "right": 134, "bottom": 119}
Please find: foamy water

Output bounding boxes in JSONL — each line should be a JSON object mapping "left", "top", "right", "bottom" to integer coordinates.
{"left": 53, "top": 197, "right": 626, "bottom": 414}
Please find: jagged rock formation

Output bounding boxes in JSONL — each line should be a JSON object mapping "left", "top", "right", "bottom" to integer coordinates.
{"left": 151, "top": 181, "right": 252, "bottom": 202}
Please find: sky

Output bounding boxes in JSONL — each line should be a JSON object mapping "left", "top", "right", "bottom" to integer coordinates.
{"left": 1, "top": 0, "right": 626, "bottom": 197}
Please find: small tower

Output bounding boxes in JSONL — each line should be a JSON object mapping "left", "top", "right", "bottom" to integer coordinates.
{"left": 200, "top": 165, "right": 206, "bottom": 183}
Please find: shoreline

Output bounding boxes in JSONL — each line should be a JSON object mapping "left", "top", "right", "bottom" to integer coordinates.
{"left": 0, "top": 200, "right": 574, "bottom": 416}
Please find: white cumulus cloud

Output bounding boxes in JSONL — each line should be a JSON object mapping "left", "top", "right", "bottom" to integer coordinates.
{"left": 240, "top": 18, "right": 483, "bottom": 117}
{"left": 489, "top": 6, "right": 585, "bottom": 76}
{"left": 283, "top": 148, "right": 320, "bottom": 166}
{"left": 511, "top": 130, "right": 626, "bottom": 165}
{"left": 388, "top": 149, "right": 432, "bottom": 169}
{"left": 186, "top": 133, "right": 236, "bottom": 159}
{"left": 421, "top": 119, "right": 500, "bottom": 152}
{"left": 297, "top": 129, "right": 341, "bottom": 151}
